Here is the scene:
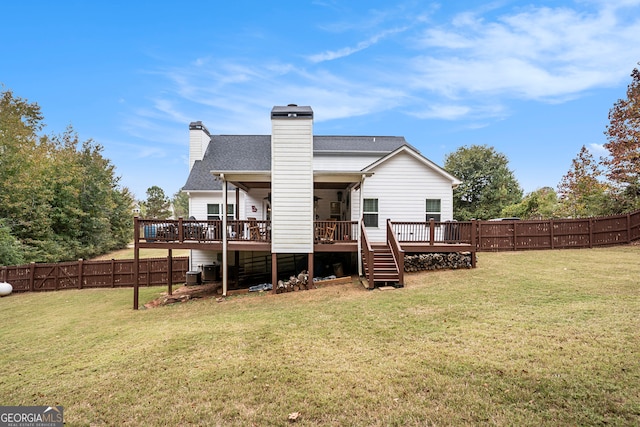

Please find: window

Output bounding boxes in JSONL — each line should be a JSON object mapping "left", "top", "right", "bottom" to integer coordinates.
{"left": 363, "top": 198, "right": 378, "bottom": 227}
{"left": 426, "top": 199, "right": 441, "bottom": 222}
{"left": 207, "top": 204, "right": 220, "bottom": 220}
{"left": 207, "top": 204, "right": 235, "bottom": 220}
{"left": 226, "top": 204, "right": 235, "bottom": 220}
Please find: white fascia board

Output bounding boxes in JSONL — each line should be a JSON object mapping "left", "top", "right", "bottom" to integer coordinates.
{"left": 313, "top": 170, "right": 374, "bottom": 183}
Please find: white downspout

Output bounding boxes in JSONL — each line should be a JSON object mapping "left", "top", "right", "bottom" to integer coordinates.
{"left": 221, "top": 174, "right": 228, "bottom": 297}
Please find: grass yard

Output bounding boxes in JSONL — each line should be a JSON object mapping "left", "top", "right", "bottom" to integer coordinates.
{"left": 1, "top": 246, "right": 639, "bottom": 426}
{"left": 91, "top": 247, "right": 191, "bottom": 260}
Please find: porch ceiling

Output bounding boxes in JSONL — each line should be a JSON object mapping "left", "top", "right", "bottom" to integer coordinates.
{"left": 211, "top": 170, "right": 373, "bottom": 190}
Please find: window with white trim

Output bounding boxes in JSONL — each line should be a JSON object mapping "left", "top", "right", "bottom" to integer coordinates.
{"left": 363, "top": 198, "right": 378, "bottom": 227}
{"left": 207, "top": 203, "right": 235, "bottom": 220}
{"left": 426, "top": 199, "right": 441, "bottom": 222}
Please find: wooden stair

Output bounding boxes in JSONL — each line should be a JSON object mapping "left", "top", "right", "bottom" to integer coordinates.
{"left": 363, "top": 243, "right": 401, "bottom": 287}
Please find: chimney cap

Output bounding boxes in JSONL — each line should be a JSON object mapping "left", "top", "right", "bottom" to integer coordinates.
{"left": 271, "top": 105, "right": 313, "bottom": 119}
{"left": 189, "top": 121, "right": 210, "bottom": 135}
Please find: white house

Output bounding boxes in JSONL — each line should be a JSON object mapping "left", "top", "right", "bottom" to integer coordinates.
{"left": 181, "top": 104, "right": 461, "bottom": 293}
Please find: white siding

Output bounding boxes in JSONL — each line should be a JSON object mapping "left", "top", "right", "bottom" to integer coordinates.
{"left": 189, "top": 250, "right": 220, "bottom": 271}
{"left": 271, "top": 118, "right": 314, "bottom": 253}
{"left": 361, "top": 151, "right": 455, "bottom": 242}
{"left": 189, "top": 129, "right": 209, "bottom": 169}
{"left": 313, "top": 153, "right": 382, "bottom": 171}
{"left": 243, "top": 190, "right": 271, "bottom": 220}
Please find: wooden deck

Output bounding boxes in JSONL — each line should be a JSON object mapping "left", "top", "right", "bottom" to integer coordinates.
{"left": 135, "top": 218, "right": 473, "bottom": 254}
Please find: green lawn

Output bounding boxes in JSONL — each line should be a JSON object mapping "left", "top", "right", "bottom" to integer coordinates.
{"left": 91, "top": 247, "right": 190, "bottom": 260}
{"left": 1, "top": 246, "right": 639, "bottom": 426}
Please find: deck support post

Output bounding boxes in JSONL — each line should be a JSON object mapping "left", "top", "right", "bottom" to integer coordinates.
{"left": 271, "top": 253, "right": 278, "bottom": 294}
{"left": 222, "top": 174, "right": 228, "bottom": 297}
{"left": 133, "top": 215, "right": 140, "bottom": 310}
{"left": 133, "top": 246, "right": 139, "bottom": 310}
{"left": 307, "top": 253, "right": 313, "bottom": 286}
{"left": 167, "top": 249, "right": 173, "bottom": 296}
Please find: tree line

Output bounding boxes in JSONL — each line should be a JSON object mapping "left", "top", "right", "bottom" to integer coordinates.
{"left": 0, "top": 89, "right": 134, "bottom": 265}
{"left": 445, "top": 66, "right": 639, "bottom": 220}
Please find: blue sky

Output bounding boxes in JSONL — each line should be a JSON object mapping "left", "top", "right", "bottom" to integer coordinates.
{"left": 2, "top": 0, "right": 640, "bottom": 200}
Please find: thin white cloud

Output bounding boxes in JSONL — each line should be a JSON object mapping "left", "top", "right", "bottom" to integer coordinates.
{"left": 307, "top": 26, "right": 408, "bottom": 63}
{"left": 410, "top": 104, "right": 471, "bottom": 120}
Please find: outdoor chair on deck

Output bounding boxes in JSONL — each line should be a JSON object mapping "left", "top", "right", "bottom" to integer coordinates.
{"left": 247, "top": 217, "right": 264, "bottom": 240}
{"left": 321, "top": 223, "right": 336, "bottom": 243}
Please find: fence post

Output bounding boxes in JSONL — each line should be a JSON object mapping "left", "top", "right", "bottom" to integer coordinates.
{"left": 111, "top": 259, "right": 116, "bottom": 287}
{"left": 78, "top": 259, "right": 84, "bottom": 289}
{"left": 627, "top": 214, "right": 631, "bottom": 243}
{"left": 471, "top": 219, "right": 478, "bottom": 251}
{"left": 29, "top": 262, "right": 35, "bottom": 292}
{"left": 146, "top": 259, "right": 151, "bottom": 287}
{"left": 588, "top": 218, "right": 593, "bottom": 249}
{"left": 1, "top": 265, "right": 5, "bottom": 283}
{"left": 513, "top": 221, "right": 518, "bottom": 251}
{"left": 550, "top": 220, "right": 555, "bottom": 249}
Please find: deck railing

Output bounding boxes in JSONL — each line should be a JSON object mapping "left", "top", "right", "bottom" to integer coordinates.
{"left": 136, "top": 218, "right": 272, "bottom": 243}
{"left": 314, "top": 220, "right": 358, "bottom": 243}
{"left": 386, "top": 219, "right": 405, "bottom": 285}
{"left": 392, "top": 220, "right": 474, "bottom": 245}
{"left": 136, "top": 218, "right": 358, "bottom": 244}
{"left": 361, "top": 222, "right": 375, "bottom": 287}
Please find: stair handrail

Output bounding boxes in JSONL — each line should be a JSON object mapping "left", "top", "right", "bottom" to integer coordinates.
{"left": 360, "top": 222, "right": 375, "bottom": 287}
{"left": 386, "top": 219, "right": 405, "bottom": 286}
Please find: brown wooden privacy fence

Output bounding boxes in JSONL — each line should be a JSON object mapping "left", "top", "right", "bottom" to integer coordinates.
{"left": 392, "top": 210, "right": 640, "bottom": 251}
{"left": 1, "top": 257, "right": 189, "bottom": 293}
{"left": 476, "top": 210, "right": 640, "bottom": 251}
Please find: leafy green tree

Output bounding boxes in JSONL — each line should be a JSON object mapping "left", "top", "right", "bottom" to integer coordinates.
{"left": 604, "top": 66, "right": 640, "bottom": 212}
{"left": 444, "top": 145, "right": 523, "bottom": 220}
{"left": 172, "top": 190, "right": 189, "bottom": 219}
{"left": 0, "top": 220, "right": 25, "bottom": 266}
{"left": 0, "top": 89, "right": 55, "bottom": 261}
{"left": 557, "top": 145, "right": 611, "bottom": 217}
{"left": 501, "top": 187, "right": 559, "bottom": 219}
{"left": 143, "top": 186, "right": 172, "bottom": 219}
{"left": 0, "top": 88, "right": 134, "bottom": 264}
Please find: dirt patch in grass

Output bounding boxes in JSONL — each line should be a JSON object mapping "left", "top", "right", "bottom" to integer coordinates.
{"left": 143, "top": 283, "right": 223, "bottom": 308}
{"left": 144, "top": 275, "right": 360, "bottom": 308}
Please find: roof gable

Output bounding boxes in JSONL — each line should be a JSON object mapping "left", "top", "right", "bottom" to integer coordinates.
{"left": 362, "top": 145, "right": 461, "bottom": 186}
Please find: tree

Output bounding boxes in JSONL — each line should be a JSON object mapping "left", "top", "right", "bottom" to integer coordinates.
{"left": 0, "top": 219, "right": 25, "bottom": 266}
{"left": 557, "top": 145, "right": 611, "bottom": 217}
{"left": 501, "top": 187, "right": 559, "bottom": 219}
{"left": 604, "top": 66, "right": 640, "bottom": 211}
{"left": 143, "top": 186, "right": 171, "bottom": 219}
{"left": 172, "top": 190, "right": 189, "bottom": 219}
{"left": 444, "top": 145, "right": 523, "bottom": 220}
{"left": 0, "top": 88, "right": 133, "bottom": 264}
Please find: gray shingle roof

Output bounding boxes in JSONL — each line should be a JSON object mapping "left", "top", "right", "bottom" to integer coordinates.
{"left": 182, "top": 134, "right": 413, "bottom": 191}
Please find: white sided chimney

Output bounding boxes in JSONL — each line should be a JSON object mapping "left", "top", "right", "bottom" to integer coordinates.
{"left": 270, "top": 104, "right": 314, "bottom": 253}
{"left": 189, "top": 121, "right": 210, "bottom": 170}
